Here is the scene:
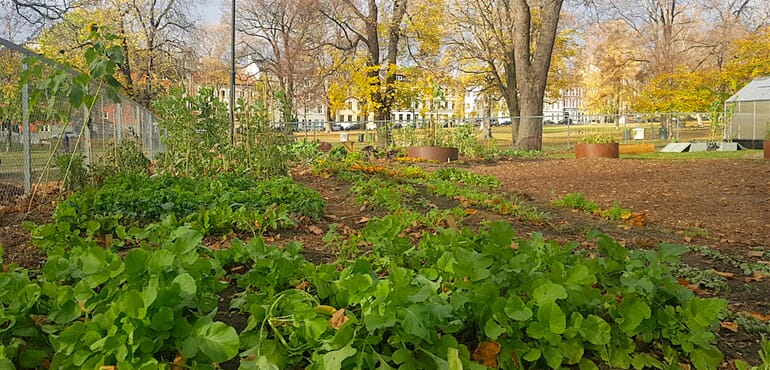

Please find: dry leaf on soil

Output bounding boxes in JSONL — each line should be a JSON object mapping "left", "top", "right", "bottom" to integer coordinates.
{"left": 712, "top": 270, "right": 736, "bottom": 279}
{"left": 472, "top": 341, "right": 501, "bottom": 368}
{"left": 307, "top": 225, "right": 323, "bottom": 235}
{"left": 720, "top": 321, "right": 739, "bottom": 332}
{"left": 742, "top": 311, "right": 770, "bottom": 322}
{"left": 676, "top": 278, "right": 703, "bottom": 293}
{"left": 745, "top": 271, "right": 769, "bottom": 282}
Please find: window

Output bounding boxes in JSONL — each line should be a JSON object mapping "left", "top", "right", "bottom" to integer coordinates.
{"left": 102, "top": 111, "right": 109, "bottom": 120}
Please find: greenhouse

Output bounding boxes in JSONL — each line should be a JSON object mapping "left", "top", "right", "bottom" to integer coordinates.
{"left": 725, "top": 76, "right": 770, "bottom": 148}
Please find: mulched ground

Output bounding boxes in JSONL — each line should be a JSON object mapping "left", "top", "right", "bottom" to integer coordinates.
{"left": 1, "top": 156, "right": 769, "bottom": 367}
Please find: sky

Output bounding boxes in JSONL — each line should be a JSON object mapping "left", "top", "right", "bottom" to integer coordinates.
{"left": 195, "top": 0, "right": 225, "bottom": 25}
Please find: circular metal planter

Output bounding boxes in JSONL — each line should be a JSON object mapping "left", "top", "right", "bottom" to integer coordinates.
{"left": 575, "top": 143, "right": 620, "bottom": 159}
{"left": 406, "top": 146, "right": 459, "bottom": 162}
{"left": 764, "top": 140, "right": 770, "bottom": 159}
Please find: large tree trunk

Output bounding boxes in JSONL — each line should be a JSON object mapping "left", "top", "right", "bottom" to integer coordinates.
{"left": 503, "top": 58, "right": 520, "bottom": 145}
{"left": 374, "top": 0, "right": 408, "bottom": 147}
{"left": 512, "top": 0, "right": 563, "bottom": 150}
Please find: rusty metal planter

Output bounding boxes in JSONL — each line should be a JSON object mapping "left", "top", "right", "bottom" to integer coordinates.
{"left": 406, "top": 146, "right": 459, "bottom": 162}
{"left": 764, "top": 140, "right": 770, "bottom": 159}
{"left": 575, "top": 143, "right": 620, "bottom": 159}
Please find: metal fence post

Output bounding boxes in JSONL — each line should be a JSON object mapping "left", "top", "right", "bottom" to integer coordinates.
{"left": 22, "top": 62, "right": 31, "bottom": 193}
{"left": 82, "top": 106, "right": 91, "bottom": 166}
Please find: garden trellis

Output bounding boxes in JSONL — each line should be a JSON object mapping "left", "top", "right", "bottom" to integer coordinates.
{"left": 0, "top": 37, "right": 161, "bottom": 198}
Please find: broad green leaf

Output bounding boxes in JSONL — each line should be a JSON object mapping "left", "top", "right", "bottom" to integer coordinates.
{"left": 566, "top": 264, "right": 595, "bottom": 285}
{"left": 122, "top": 289, "right": 146, "bottom": 319}
{"left": 504, "top": 296, "right": 533, "bottom": 321}
{"left": 484, "top": 319, "right": 506, "bottom": 339}
{"left": 169, "top": 227, "right": 203, "bottom": 255}
{"left": 81, "top": 247, "right": 106, "bottom": 275}
{"left": 542, "top": 345, "right": 563, "bottom": 369}
{"left": 657, "top": 243, "right": 689, "bottom": 262}
{"left": 632, "top": 353, "right": 664, "bottom": 369}
{"left": 150, "top": 307, "right": 175, "bottom": 331}
{"left": 533, "top": 282, "right": 567, "bottom": 305}
{"left": 537, "top": 302, "right": 566, "bottom": 334}
{"left": 558, "top": 340, "right": 584, "bottom": 365}
{"left": 322, "top": 344, "right": 357, "bottom": 370}
{"left": 618, "top": 299, "right": 651, "bottom": 334}
{"left": 195, "top": 321, "right": 239, "bottom": 362}
{"left": 578, "top": 358, "right": 599, "bottom": 370}
{"left": 437, "top": 252, "right": 457, "bottom": 273}
{"left": 690, "top": 345, "right": 723, "bottom": 370}
{"left": 148, "top": 250, "right": 175, "bottom": 271}
{"left": 402, "top": 305, "right": 430, "bottom": 340}
{"left": 487, "top": 221, "right": 515, "bottom": 248}
{"left": 124, "top": 249, "right": 150, "bottom": 275}
{"left": 522, "top": 348, "right": 541, "bottom": 362}
{"left": 580, "top": 315, "right": 611, "bottom": 345}
{"left": 172, "top": 273, "right": 197, "bottom": 302}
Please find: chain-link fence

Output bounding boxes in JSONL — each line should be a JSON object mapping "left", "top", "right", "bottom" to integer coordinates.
{"left": 0, "top": 37, "right": 161, "bottom": 203}
{"left": 285, "top": 111, "right": 721, "bottom": 151}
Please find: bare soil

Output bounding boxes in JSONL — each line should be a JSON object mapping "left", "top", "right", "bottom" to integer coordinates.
{"left": 1, "top": 157, "right": 769, "bottom": 367}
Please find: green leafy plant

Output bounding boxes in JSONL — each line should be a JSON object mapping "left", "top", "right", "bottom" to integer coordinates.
{"left": 54, "top": 153, "right": 90, "bottom": 191}
{"left": 90, "top": 139, "right": 150, "bottom": 184}
{"left": 552, "top": 192, "right": 599, "bottom": 213}
{"left": 579, "top": 133, "right": 617, "bottom": 144}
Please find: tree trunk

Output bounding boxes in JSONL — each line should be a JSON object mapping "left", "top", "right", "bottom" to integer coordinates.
{"left": 512, "top": 0, "right": 563, "bottom": 151}
{"left": 481, "top": 95, "right": 493, "bottom": 140}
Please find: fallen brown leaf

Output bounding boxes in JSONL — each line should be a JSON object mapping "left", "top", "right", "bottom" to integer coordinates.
{"left": 465, "top": 208, "right": 478, "bottom": 215}
{"left": 720, "top": 321, "right": 739, "bottom": 332}
{"left": 713, "top": 270, "right": 736, "bottom": 279}
{"left": 307, "top": 225, "right": 323, "bottom": 235}
{"left": 172, "top": 353, "right": 185, "bottom": 370}
{"left": 748, "top": 250, "right": 765, "bottom": 258}
{"left": 742, "top": 311, "right": 770, "bottom": 322}
{"left": 745, "top": 271, "right": 769, "bottom": 282}
{"left": 329, "top": 308, "right": 349, "bottom": 330}
{"left": 295, "top": 281, "right": 310, "bottom": 291}
{"left": 356, "top": 217, "right": 370, "bottom": 224}
{"left": 472, "top": 341, "right": 501, "bottom": 368}
{"left": 676, "top": 278, "right": 702, "bottom": 293}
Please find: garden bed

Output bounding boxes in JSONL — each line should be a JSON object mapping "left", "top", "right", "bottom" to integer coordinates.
{"left": 1, "top": 156, "right": 769, "bottom": 368}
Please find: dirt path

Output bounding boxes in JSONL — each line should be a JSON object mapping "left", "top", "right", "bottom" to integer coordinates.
{"left": 470, "top": 158, "right": 770, "bottom": 255}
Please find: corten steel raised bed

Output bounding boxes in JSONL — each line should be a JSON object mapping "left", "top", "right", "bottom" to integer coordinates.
{"left": 406, "top": 146, "right": 459, "bottom": 162}
{"left": 764, "top": 140, "right": 770, "bottom": 159}
{"left": 575, "top": 143, "right": 620, "bottom": 159}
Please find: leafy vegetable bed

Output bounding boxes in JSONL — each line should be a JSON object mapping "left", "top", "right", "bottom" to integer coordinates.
{"left": 0, "top": 165, "right": 732, "bottom": 369}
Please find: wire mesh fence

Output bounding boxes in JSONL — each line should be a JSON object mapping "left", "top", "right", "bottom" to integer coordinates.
{"left": 286, "top": 112, "right": 721, "bottom": 150}
{"left": 0, "top": 37, "right": 161, "bottom": 203}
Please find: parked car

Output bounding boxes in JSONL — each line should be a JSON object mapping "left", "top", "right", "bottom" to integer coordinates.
{"left": 338, "top": 122, "right": 361, "bottom": 130}
{"left": 558, "top": 118, "right": 573, "bottom": 125}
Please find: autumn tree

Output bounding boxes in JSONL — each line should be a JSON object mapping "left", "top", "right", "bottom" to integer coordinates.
{"left": 29, "top": 0, "right": 199, "bottom": 106}
{"left": 448, "top": 0, "right": 574, "bottom": 146}
{"left": 447, "top": 0, "right": 519, "bottom": 140}
{"left": 317, "top": 0, "right": 410, "bottom": 146}
{"left": 188, "top": 23, "right": 231, "bottom": 93}
{"left": 581, "top": 20, "right": 642, "bottom": 117}
{"left": 238, "top": 0, "right": 325, "bottom": 124}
